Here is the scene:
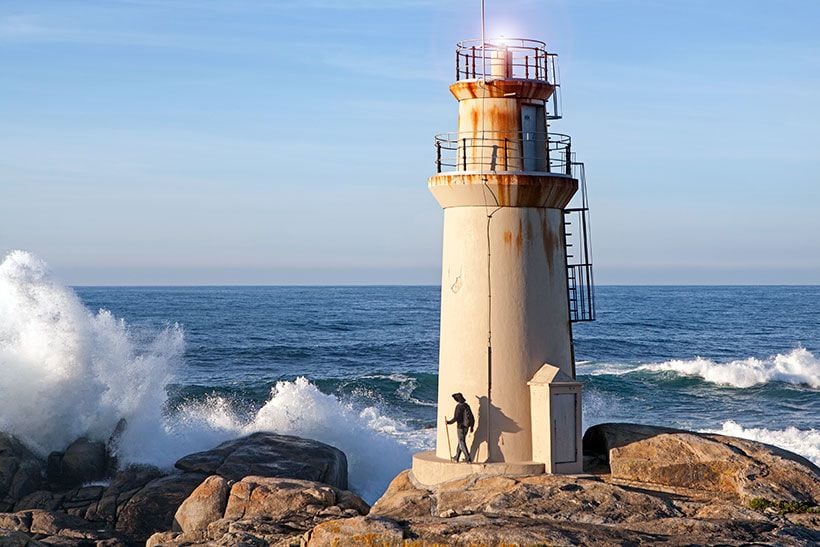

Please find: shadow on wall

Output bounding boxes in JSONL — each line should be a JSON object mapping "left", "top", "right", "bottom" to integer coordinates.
{"left": 470, "top": 395, "right": 522, "bottom": 462}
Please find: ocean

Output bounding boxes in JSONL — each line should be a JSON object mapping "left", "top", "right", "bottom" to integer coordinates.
{"left": 1, "top": 251, "right": 818, "bottom": 502}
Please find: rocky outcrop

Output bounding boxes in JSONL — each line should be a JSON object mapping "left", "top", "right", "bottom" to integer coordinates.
{"left": 584, "top": 423, "right": 820, "bottom": 504}
{"left": 148, "top": 476, "right": 370, "bottom": 546}
{"left": 1, "top": 432, "right": 354, "bottom": 545}
{"left": 334, "top": 469, "right": 818, "bottom": 546}
{"left": 0, "top": 434, "right": 45, "bottom": 512}
{"left": 308, "top": 424, "right": 818, "bottom": 545}
{"left": 4, "top": 424, "right": 817, "bottom": 546}
{"left": 6, "top": 465, "right": 203, "bottom": 544}
{"left": 175, "top": 432, "right": 348, "bottom": 489}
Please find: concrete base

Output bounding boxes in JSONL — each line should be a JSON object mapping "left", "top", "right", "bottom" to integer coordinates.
{"left": 411, "top": 451, "right": 545, "bottom": 486}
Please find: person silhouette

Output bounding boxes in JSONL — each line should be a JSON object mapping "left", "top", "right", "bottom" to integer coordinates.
{"left": 446, "top": 392, "right": 474, "bottom": 463}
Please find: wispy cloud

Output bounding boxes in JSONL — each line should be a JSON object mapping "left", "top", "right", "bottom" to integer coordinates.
{"left": 0, "top": 14, "right": 192, "bottom": 48}
{"left": 0, "top": 13, "right": 310, "bottom": 54}
{"left": 113, "top": 0, "right": 439, "bottom": 10}
{"left": 0, "top": 14, "right": 46, "bottom": 38}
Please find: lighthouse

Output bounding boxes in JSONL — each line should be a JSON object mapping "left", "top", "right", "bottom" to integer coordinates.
{"left": 412, "top": 37, "right": 595, "bottom": 485}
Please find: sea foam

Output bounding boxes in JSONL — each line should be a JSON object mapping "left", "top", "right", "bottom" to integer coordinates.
{"left": 0, "top": 251, "right": 417, "bottom": 503}
{"left": 703, "top": 420, "right": 820, "bottom": 466}
{"left": 637, "top": 349, "right": 820, "bottom": 389}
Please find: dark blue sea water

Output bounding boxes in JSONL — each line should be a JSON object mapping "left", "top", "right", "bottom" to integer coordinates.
{"left": 74, "top": 286, "right": 818, "bottom": 455}
{"left": 4, "top": 267, "right": 818, "bottom": 501}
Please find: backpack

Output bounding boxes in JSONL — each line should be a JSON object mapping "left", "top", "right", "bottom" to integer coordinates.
{"left": 462, "top": 404, "right": 475, "bottom": 429}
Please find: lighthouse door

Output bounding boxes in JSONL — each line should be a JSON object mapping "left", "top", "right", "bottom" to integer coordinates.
{"left": 521, "top": 104, "right": 546, "bottom": 171}
{"left": 552, "top": 392, "right": 577, "bottom": 463}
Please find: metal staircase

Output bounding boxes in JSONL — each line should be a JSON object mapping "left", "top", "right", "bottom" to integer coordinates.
{"left": 564, "top": 162, "right": 595, "bottom": 322}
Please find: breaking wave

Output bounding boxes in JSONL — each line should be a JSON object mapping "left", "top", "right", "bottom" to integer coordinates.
{"left": 579, "top": 348, "right": 820, "bottom": 389}
{"left": 156, "top": 377, "right": 418, "bottom": 502}
{"left": 637, "top": 349, "right": 820, "bottom": 389}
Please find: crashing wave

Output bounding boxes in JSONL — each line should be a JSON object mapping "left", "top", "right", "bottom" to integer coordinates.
{"left": 0, "top": 250, "right": 417, "bottom": 503}
{"left": 0, "top": 250, "right": 182, "bottom": 455}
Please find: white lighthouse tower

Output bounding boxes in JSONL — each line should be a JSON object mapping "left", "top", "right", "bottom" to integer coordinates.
{"left": 412, "top": 35, "right": 595, "bottom": 485}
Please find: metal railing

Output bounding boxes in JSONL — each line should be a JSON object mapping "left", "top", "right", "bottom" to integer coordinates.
{"left": 434, "top": 131, "right": 572, "bottom": 174}
{"left": 456, "top": 38, "right": 559, "bottom": 84}
{"left": 564, "top": 162, "right": 595, "bottom": 322}
{"left": 455, "top": 38, "right": 562, "bottom": 119}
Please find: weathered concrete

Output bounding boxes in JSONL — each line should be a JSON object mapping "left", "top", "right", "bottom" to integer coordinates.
{"left": 411, "top": 451, "right": 544, "bottom": 487}
{"left": 428, "top": 172, "right": 577, "bottom": 208}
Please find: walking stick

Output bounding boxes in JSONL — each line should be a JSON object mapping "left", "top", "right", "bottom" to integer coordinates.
{"left": 444, "top": 416, "right": 453, "bottom": 460}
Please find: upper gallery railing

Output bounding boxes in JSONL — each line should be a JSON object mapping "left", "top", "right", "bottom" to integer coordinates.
{"left": 456, "top": 38, "right": 559, "bottom": 84}
{"left": 455, "top": 38, "right": 562, "bottom": 118}
{"left": 434, "top": 131, "right": 572, "bottom": 174}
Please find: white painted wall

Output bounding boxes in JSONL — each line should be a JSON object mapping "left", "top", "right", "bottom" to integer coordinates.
{"left": 435, "top": 204, "right": 573, "bottom": 463}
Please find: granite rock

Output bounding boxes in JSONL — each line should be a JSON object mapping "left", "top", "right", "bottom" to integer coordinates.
{"left": 149, "top": 476, "right": 369, "bottom": 546}
{"left": 307, "top": 516, "right": 404, "bottom": 546}
{"left": 172, "top": 475, "right": 230, "bottom": 534}
{"left": 47, "top": 439, "right": 110, "bottom": 489}
{"left": 0, "top": 434, "right": 45, "bottom": 512}
{"left": 174, "top": 432, "right": 348, "bottom": 489}
{"left": 584, "top": 422, "right": 820, "bottom": 503}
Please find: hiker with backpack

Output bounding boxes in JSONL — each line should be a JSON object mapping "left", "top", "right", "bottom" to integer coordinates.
{"left": 446, "top": 392, "right": 475, "bottom": 463}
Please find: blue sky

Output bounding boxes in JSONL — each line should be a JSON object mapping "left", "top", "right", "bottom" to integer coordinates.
{"left": 1, "top": 0, "right": 819, "bottom": 284}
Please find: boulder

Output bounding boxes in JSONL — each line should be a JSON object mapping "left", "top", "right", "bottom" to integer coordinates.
{"left": 28, "top": 509, "right": 96, "bottom": 536}
{"left": 175, "top": 432, "right": 348, "bottom": 489}
{"left": 370, "top": 470, "right": 433, "bottom": 518}
{"left": 47, "top": 439, "right": 110, "bottom": 488}
{"left": 223, "top": 476, "right": 367, "bottom": 521}
{"left": 114, "top": 472, "right": 205, "bottom": 543}
{"left": 83, "top": 464, "right": 164, "bottom": 525}
{"left": 172, "top": 475, "right": 230, "bottom": 534}
{"left": 0, "top": 434, "right": 45, "bottom": 511}
{"left": 307, "top": 516, "right": 404, "bottom": 546}
{"left": 584, "top": 423, "right": 820, "bottom": 503}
